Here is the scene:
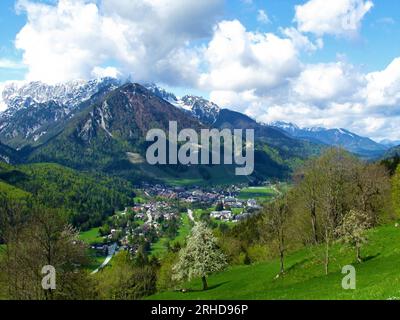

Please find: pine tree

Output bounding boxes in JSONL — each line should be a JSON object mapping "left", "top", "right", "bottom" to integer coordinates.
{"left": 173, "top": 222, "right": 227, "bottom": 291}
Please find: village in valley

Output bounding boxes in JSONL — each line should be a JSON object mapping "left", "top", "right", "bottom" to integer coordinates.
{"left": 83, "top": 181, "right": 282, "bottom": 269}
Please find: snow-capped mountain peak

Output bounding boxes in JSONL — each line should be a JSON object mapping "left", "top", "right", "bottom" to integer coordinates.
{"left": 270, "top": 121, "right": 299, "bottom": 133}
{"left": 0, "top": 78, "right": 120, "bottom": 148}
{"left": 271, "top": 121, "right": 388, "bottom": 158}
{"left": 1, "top": 77, "right": 120, "bottom": 112}
{"left": 143, "top": 83, "right": 179, "bottom": 105}
{"left": 143, "top": 84, "right": 221, "bottom": 125}
{"left": 179, "top": 95, "right": 220, "bottom": 125}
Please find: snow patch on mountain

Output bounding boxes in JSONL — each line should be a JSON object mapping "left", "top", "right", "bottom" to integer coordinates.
{"left": 143, "top": 83, "right": 220, "bottom": 125}
{"left": 1, "top": 78, "right": 120, "bottom": 112}
{"left": 271, "top": 121, "right": 388, "bottom": 158}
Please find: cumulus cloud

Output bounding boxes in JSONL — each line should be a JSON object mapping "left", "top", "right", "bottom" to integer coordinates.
{"left": 292, "top": 62, "right": 365, "bottom": 104}
{"left": 199, "top": 20, "right": 301, "bottom": 93}
{"left": 364, "top": 57, "right": 400, "bottom": 109}
{"left": 281, "top": 27, "right": 323, "bottom": 52}
{"left": 211, "top": 56, "right": 400, "bottom": 140}
{"left": 0, "top": 59, "right": 25, "bottom": 70}
{"left": 9, "top": 0, "right": 400, "bottom": 140}
{"left": 15, "top": 0, "right": 223, "bottom": 84}
{"left": 0, "top": 85, "right": 5, "bottom": 112}
{"left": 257, "top": 10, "right": 270, "bottom": 24}
{"left": 294, "top": 0, "right": 374, "bottom": 37}
{"left": 91, "top": 66, "right": 121, "bottom": 79}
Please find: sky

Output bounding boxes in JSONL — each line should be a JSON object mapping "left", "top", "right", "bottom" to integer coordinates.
{"left": 0, "top": 0, "right": 400, "bottom": 141}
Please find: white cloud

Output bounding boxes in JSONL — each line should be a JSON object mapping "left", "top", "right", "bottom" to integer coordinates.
{"left": 281, "top": 27, "right": 323, "bottom": 52}
{"left": 0, "top": 59, "right": 25, "bottom": 69}
{"left": 9, "top": 0, "right": 400, "bottom": 140}
{"left": 209, "top": 55, "right": 400, "bottom": 140}
{"left": 294, "top": 0, "right": 374, "bottom": 37}
{"left": 0, "top": 82, "right": 10, "bottom": 112}
{"left": 292, "top": 62, "right": 364, "bottom": 104}
{"left": 91, "top": 66, "right": 121, "bottom": 79}
{"left": 198, "top": 19, "right": 400, "bottom": 140}
{"left": 364, "top": 57, "right": 400, "bottom": 109}
{"left": 199, "top": 20, "right": 301, "bottom": 93}
{"left": 257, "top": 10, "right": 270, "bottom": 24}
{"left": 376, "top": 17, "right": 395, "bottom": 26}
{"left": 15, "top": 0, "right": 223, "bottom": 84}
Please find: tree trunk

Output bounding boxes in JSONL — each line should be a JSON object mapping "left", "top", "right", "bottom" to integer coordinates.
{"left": 279, "top": 250, "right": 284, "bottom": 275}
{"left": 202, "top": 276, "right": 208, "bottom": 291}
{"left": 324, "top": 229, "right": 329, "bottom": 275}
{"left": 279, "top": 231, "right": 285, "bottom": 275}
{"left": 311, "top": 204, "right": 318, "bottom": 244}
{"left": 356, "top": 245, "right": 362, "bottom": 263}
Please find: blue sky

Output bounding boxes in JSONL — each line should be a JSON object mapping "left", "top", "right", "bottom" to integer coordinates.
{"left": 1, "top": 0, "right": 399, "bottom": 81}
{"left": 0, "top": 0, "right": 400, "bottom": 140}
{"left": 225, "top": 0, "right": 400, "bottom": 71}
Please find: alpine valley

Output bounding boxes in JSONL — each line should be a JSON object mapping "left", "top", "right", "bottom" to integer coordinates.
{"left": 0, "top": 78, "right": 393, "bottom": 186}
{"left": 1, "top": 78, "right": 398, "bottom": 301}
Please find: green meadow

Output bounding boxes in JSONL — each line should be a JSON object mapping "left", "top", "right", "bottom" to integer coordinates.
{"left": 149, "top": 224, "right": 400, "bottom": 300}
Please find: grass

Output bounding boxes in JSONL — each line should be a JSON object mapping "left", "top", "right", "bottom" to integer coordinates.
{"left": 148, "top": 224, "right": 400, "bottom": 300}
{"left": 163, "top": 165, "right": 250, "bottom": 187}
{"left": 195, "top": 208, "right": 237, "bottom": 229}
{"left": 84, "top": 249, "right": 108, "bottom": 272}
{"left": 173, "top": 214, "right": 193, "bottom": 244}
{"left": 83, "top": 249, "right": 111, "bottom": 272}
{"left": 0, "top": 181, "right": 30, "bottom": 200}
{"left": 151, "top": 214, "right": 193, "bottom": 257}
{"left": 238, "top": 186, "right": 277, "bottom": 202}
{"left": 79, "top": 227, "right": 104, "bottom": 245}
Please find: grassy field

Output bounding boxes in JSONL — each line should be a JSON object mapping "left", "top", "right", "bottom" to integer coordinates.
{"left": 79, "top": 227, "right": 104, "bottom": 245}
{"left": 151, "top": 214, "right": 193, "bottom": 257}
{"left": 79, "top": 228, "right": 108, "bottom": 272}
{"left": 149, "top": 224, "right": 400, "bottom": 300}
{"left": 0, "top": 181, "right": 30, "bottom": 200}
{"left": 84, "top": 249, "right": 108, "bottom": 272}
{"left": 238, "top": 186, "right": 278, "bottom": 202}
{"left": 164, "top": 165, "right": 250, "bottom": 186}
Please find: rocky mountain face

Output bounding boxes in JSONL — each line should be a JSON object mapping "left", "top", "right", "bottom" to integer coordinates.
{"left": 272, "top": 121, "right": 388, "bottom": 159}
{"left": 214, "top": 110, "right": 324, "bottom": 165}
{"left": 27, "top": 83, "right": 204, "bottom": 174}
{"left": 178, "top": 95, "right": 220, "bottom": 125}
{"left": 144, "top": 84, "right": 220, "bottom": 125}
{"left": 0, "top": 141, "right": 18, "bottom": 164}
{"left": 0, "top": 78, "right": 120, "bottom": 148}
{"left": 1, "top": 78, "right": 120, "bottom": 110}
{"left": 16, "top": 82, "right": 309, "bottom": 182}
{"left": 0, "top": 78, "right": 361, "bottom": 183}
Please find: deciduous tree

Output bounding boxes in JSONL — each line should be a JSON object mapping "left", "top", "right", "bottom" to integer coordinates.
{"left": 173, "top": 222, "right": 227, "bottom": 290}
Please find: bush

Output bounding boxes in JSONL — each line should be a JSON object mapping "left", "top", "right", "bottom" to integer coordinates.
{"left": 247, "top": 244, "right": 269, "bottom": 264}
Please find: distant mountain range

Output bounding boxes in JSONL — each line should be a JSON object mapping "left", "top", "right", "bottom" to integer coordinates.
{"left": 0, "top": 80, "right": 324, "bottom": 183}
{"left": 380, "top": 139, "right": 400, "bottom": 148}
{"left": 384, "top": 145, "right": 400, "bottom": 158}
{"left": 0, "top": 78, "right": 395, "bottom": 184}
{"left": 271, "top": 121, "right": 389, "bottom": 159}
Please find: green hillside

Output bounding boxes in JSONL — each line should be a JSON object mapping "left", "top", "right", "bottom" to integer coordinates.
{"left": 149, "top": 224, "right": 400, "bottom": 300}
{"left": 0, "top": 162, "right": 135, "bottom": 229}
{"left": 0, "top": 180, "right": 31, "bottom": 200}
